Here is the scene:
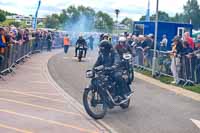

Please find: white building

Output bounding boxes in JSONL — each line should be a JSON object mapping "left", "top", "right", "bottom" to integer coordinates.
{"left": 6, "top": 15, "right": 33, "bottom": 26}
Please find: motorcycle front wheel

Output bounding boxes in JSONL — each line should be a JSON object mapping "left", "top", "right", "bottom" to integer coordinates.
{"left": 83, "top": 87, "right": 107, "bottom": 119}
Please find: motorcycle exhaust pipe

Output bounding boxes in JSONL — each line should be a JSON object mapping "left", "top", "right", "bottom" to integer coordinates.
{"left": 106, "top": 90, "right": 133, "bottom": 106}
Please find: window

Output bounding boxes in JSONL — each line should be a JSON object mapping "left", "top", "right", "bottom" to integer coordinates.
{"left": 134, "top": 24, "right": 144, "bottom": 35}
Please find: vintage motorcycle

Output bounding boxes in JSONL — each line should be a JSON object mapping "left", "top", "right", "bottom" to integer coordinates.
{"left": 83, "top": 53, "right": 134, "bottom": 119}
{"left": 77, "top": 45, "right": 85, "bottom": 62}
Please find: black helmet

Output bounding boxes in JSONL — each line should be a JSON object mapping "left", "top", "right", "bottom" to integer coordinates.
{"left": 99, "top": 40, "right": 113, "bottom": 54}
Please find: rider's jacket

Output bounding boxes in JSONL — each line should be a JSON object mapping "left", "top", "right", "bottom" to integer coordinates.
{"left": 115, "top": 43, "right": 132, "bottom": 59}
{"left": 76, "top": 38, "right": 87, "bottom": 48}
{"left": 94, "top": 50, "right": 120, "bottom": 68}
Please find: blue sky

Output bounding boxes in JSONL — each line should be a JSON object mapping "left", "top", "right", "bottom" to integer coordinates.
{"left": 0, "top": 0, "right": 197, "bottom": 21}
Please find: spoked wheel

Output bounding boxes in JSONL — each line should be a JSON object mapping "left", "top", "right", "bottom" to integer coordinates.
{"left": 83, "top": 88, "right": 107, "bottom": 119}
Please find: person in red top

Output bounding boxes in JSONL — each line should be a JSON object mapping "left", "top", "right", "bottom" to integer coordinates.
{"left": 184, "top": 32, "right": 195, "bottom": 49}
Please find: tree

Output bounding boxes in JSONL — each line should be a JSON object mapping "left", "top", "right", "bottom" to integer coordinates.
{"left": 59, "top": 9, "right": 69, "bottom": 25}
{"left": 170, "top": 13, "right": 185, "bottom": 23}
{"left": 95, "top": 11, "right": 114, "bottom": 32}
{"left": 0, "top": 12, "right": 6, "bottom": 22}
{"left": 121, "top": 17, "right": 133, "bottom": 32}
{"left": 139, "top": 11, "right": 170, "bottom": 21}
{"left": 121, "top": 17, "right": 132, "bottom": 25}
{"left": 44, "top": 14, "right": 60, "bottom": 29}
{"left": 183, "top": 0, "right": 200, "bottom": 29}
{"left": 9, "top": 21, "right": 20, "bottom": 27}
{"left": 66, "top": 5, "right": 80, "bottom": 24}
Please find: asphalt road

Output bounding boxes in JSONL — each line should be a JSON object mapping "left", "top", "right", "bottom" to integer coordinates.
{"left": 48, "top": 48, "right": 200, "bottom": 133}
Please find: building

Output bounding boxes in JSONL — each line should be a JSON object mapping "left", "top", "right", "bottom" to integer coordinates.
{"left": 6, "top": 15, "right": 33, "bottom": 26}
{"left": 133, "top": 21, "right": 193, "bottom": 49}
{"left": 114, "top": 23, "right": 129, "bottom": 31}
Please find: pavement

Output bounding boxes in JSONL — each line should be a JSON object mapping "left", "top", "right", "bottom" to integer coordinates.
{"left": 0, "top": 50, "right": 108, "bottom": 133}
{"left": 48, "top": 48, "right": 200, "bottom": 133}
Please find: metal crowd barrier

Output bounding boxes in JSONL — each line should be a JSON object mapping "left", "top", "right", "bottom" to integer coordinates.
{"left": 0, "top": 39, "right": 36, "bottom": 74}
{"left": 0, "top": 36, "right": 64, "bottom": 76}
{"left": 134, "top": 47, "right": 200, "bottom": 85}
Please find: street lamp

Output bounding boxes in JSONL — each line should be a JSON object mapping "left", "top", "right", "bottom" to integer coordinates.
{"left": 152, "top": 0, "right": 159, "bottom": 76}
{"left": 115, "top": 9, "right": 120, "bottom": 35}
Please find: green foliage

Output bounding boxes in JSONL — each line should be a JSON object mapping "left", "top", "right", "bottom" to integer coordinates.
{"left": 0, "top": 9, "right": 15, "bottom": 22}
{"left": 120, "top": 17, "right": 133, "bottom": 32}
{"left": 95, "top": 11, "right": 114, "bottom": 32}
{"left": 44, "top": 5, "right": 114, "bottom": 32}
{"left": 140, "top": 11, "right": 170, "bottom": 21}
{"left": 139, "top": 0, "right": 200, "bottom": 29}
{"left": 183, "top": 0, "right": 200, "bottom": 29}
{"left": 9, "top": 21, "right": 21, "bottom": 27}
{"left": 135, "top": 67, "right": 200, "bottom": 94}
{"left": 0, "top": 12, "right": 6, "bottom": 22}
{"left": 45, "top": 14, "right": 60, "bottom": 29}
{"left": 183, "top": 85, "right": 200, "bottom": 94}
{"left": 0, "top": 9, "right": 15, "bottom": 16}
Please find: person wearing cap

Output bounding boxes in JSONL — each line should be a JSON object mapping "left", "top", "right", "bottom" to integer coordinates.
{"left": 170, "top": 36, "right": 183, "bottom": 84}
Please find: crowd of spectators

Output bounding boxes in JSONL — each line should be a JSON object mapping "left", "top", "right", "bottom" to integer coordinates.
{"left": 0, "top": 26, "right": 64, "bottom": 73}
{"left": 123, "top": 32, "right": 200, "bottom": 85}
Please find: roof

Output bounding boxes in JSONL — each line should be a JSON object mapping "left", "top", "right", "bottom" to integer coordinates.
{"left": 134, "top": 21, "right": 192, "bottom": 26}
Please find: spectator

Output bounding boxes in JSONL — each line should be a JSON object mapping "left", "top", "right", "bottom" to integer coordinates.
{"left": 0, "top": 28, "right": 7, "bottom": 68}
{"left": 196, "top": 35, "right": 200, "bottom": 49}
{"left": 184, "top": 32, "right": 195, "bottom": 50}
{"left": 47, "top": 32, "right": 52, "bottom": 52}
{"left": 143, "top": 34, "right": 154, "bottom": 67}
{"left": 63, "top": 34, "right": 70, "bottom": 54}
{"left": 160, "top": 34, "right": 168, "bottom": 51}
{"left": 170, "top": 36, "right": 183, "bottom": 84}
{"left": 34, "top": 30, "right": 40, "bottom": 50}
{"left": 88, "top": 35, "right": 94, "bottom": 50}
{"left": 182, "top": 41, "right": 194, "bottom": 80}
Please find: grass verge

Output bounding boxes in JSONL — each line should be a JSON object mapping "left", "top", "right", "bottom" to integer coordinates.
{"left": 135, "top": 68, "right": 200, "bottom": 94}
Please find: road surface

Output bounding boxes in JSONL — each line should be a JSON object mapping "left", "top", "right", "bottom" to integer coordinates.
{"left": 48, "top": 48, "right": 200, "bottom": 133}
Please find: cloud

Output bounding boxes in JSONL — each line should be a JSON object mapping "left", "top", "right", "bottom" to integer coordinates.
{"left": 0, "top": 0, "right": 198, "bottom": 20}
{"left": 0, "top": 1, "right": 14, "bottom": 6}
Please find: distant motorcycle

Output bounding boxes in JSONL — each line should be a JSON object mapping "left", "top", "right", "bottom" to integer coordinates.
{"left": 83, "top": 53, "right": 133, "bottom": 119}
{"left": 77, "top": 45, "right": 84, "bottom": 62}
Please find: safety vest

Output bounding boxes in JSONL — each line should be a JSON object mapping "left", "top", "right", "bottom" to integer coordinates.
{"left": 64, "top": 37, "right": 70, "bottom": 46}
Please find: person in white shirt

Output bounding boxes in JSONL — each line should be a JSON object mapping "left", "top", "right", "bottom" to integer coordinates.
{"left": 160, "top": 34, "right": 168, "bottom": 51}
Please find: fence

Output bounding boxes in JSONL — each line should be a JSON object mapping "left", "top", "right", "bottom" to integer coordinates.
{"left": 134, "top": 47, "right": 200, "bottom": 85}
{"left": 0, "top": 37, "right": 63, "bottom": 76}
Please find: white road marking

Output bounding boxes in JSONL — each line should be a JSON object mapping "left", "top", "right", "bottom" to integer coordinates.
{"left": 191, "top": 119, "right": 200, "bottom": 129}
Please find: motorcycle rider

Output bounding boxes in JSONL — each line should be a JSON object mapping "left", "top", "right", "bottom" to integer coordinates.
{"left": 75, "top": 34, "right": 87, "bottom": 57}
{"left": 115, "top": 36, "right": 134, "bottom": 84}
{"left": 115, "top": 36, "right": 133, "bottom": 58}
{"left": 93, "top": 34, "right": 131, "bottom": 99}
